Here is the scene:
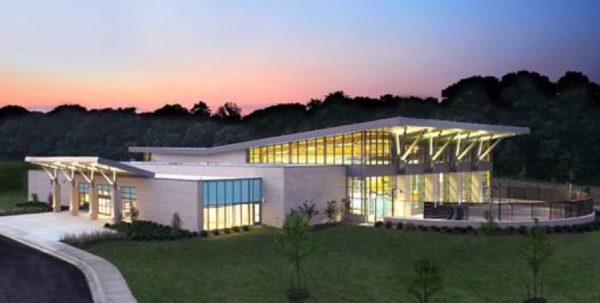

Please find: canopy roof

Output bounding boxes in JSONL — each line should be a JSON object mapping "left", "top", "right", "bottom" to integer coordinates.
{"left": 129, "top": 116, "right": 530, "bottom": 156}
{"left": 25, "top": 156, "right": 155, "bottom": 178}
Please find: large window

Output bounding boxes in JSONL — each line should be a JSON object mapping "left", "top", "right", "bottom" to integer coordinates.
{"left": 461, "top": 172, "right": 472, "bottom": 202}
{"left": 97, "top": 184, "right": 112, "bottom": 216}
{"left": 78, "top": 183, "right": 90, "bottom": 210}
{"left": 202, "top": 178, "right": 262, "bottom": 231}
{"left": 121, "top": 186, "right": 137, "bottom": 221}
{"left": 248, "top": 128, "right": 392, "bottom": 166}
{"left": 347, "top": 176, "right": 391, "bottom": 222}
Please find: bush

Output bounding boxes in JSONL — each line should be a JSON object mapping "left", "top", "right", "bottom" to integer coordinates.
{"left": 441, "top": 226, "right": 450, "bottom": 233}
{"left": 518, "top": 225, "right": 528, "bottom": 235}
{"left": 384, "top": 221, "right": 393, "bottom": 229}
{"left": 232, "top": 226, "right": 240, "bottom": 232}
{"left": 108, "top": 220, "right": 194, "bottom": 241}
{"left": 553, "top": 225, "right": 563, "bottom": 233}
{"left": 544, "top": 226, "right": 552, "bottom": 234}
{"left": 374, "top": 221, "right": 384, "bottom": 228}
{"left": 61, "top": 231, "right": 125, "bottom": 249}
{"left": 199, "top": 230, "right": 208, "bottom": 238}
{"left": 242, "top": 225, "right": 250, "bottom": 232}
{"left": 431, "top": 226, "right": 441, "bottom": 232}
{"left": 213, "top": 230, "right": 221, "bottom": 236}
{"left": 224, "top": 228, "right": 231, "bottom": 234}
{"left": 505, "top": 226, "right": 515, "bottom": 235}
{"left": 466, "top": 226, "right": 474, "bottom": 233}
{"left": 405, "top": 222, "right": 416, "bottom": 231}
{"left": 396, "top": 222, "right": 404, "bottom": 230}
{"left": 417, "top": 225, "right": 428, "bottom": 232}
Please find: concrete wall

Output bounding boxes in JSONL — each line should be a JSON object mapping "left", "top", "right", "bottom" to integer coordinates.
{"left": 119, "top": 177, "right": 201, "bottom": 232}
{"left": 129, "top": 162, "right": 287, "bottom": 227}
{"left": 282, "top": 166, "right": 347, "bottom": 225}
{"left": 151, "top": 150, "right": 246, "bottom": 164}
{"left": 28, "top": 170, "right": 71, "bottom": 206}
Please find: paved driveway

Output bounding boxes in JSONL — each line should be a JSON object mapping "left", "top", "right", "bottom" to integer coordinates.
{"left": 0, "top": 211, "right": 137, "bottom": 302}
{"left": 0, "top": 212, "right": 109, "bottom": 241}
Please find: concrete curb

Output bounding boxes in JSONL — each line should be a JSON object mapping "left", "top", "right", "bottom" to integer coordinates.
{"left": 0, "top": 225, "right": 137, "bottom": 303}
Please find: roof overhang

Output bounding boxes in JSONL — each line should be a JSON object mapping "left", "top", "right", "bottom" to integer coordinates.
{"left": 25, "top": 156, "right": 155, "bottom": 178}
{"left": 129, "top": 116, "right": 530, "bottom": 156}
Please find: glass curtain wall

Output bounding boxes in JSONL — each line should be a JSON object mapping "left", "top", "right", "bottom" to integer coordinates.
{"left": 347, "top": 176, "right": 391, "bottom": 222}
{"left": 202, "top": 178, "right": 262, "bottom": 231}
{"left": 248, "top": 128, "right": 391, "bottom": 165}
{"left": 461, "top": 172, "right": 472, "bottom": 202}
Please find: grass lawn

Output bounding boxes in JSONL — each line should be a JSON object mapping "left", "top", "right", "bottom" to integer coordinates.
{"left": 0, "top": 161, "right": 32, "bottom": 209}
{"left": 88, "top": 226, "right": 600, "bottom": 303}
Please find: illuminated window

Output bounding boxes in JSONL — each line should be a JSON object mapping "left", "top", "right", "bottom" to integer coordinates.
{"left": 461, "top": 172, "right": 472, "bottom": 202}
{"left": 97, "top": 184, "right": 112, "bottom": 216}
{"left": 347, "top": 176, "right": 391, "bottom": 222}
{"left": 202, "top": 178, "right": 262, "bottom": 231}
{"left": 121, "top": 186, "right": 137, "bottom": 222}
{"left": 78, "top": 183, "right": 90, "bottom": 210}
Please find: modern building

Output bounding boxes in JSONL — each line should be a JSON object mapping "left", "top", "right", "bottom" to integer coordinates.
{"left": 27, "top": 116, "right": 530, "bottom": 232}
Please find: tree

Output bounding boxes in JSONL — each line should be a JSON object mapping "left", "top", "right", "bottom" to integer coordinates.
{"left": 190, "top": 101, "right": 211, "bottom": 118}
{"left": 518, "top": 219, "right": 554, "bottom": 303}
{"left": 407, "top": 258, "right": 443, "bottom": 303}
{"left": 214, "top": 102, "right": 242, "bottom": 122}
{"left": 152, "top": 103, "right": 190, "bottom": 116}
{"left": 275, "top": 211, "right": 315, "bottom": 301}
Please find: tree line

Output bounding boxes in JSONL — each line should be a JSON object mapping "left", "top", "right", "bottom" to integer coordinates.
{"left": 1, "top": 70, "right": 599, "bottom": 184}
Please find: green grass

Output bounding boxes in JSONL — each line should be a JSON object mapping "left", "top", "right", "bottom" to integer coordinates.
{"left": 88, "top": 226, "right": 600, "bottom": 303}
{"left": 0, "top": 161, "right": 32, "bottom": 209}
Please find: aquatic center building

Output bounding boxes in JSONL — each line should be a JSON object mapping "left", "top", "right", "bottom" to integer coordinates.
{"left": 27, "top": 116, "right": 530, "bottom": 231}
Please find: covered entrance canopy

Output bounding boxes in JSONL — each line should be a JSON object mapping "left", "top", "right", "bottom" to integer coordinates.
{"left": 25, "top": 156, "right": 154, "bottom": 222}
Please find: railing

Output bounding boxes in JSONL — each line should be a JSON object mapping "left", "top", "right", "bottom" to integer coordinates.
{"left": 423, "top": 199, "right": 594, "bottom": 221}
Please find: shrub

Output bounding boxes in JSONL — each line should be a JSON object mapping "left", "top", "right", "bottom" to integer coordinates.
{"left": 396, "top": 222, "right": 404, "bottom": 230}
{"left": 553, "top": 225, "right": 563, "bottom": 233}
{"left": 466, "top": 226, "right": 474, "bottom": 233}
{"left": 405, "top": 222, "right": 416, "bottom": 231}
{"left": 518, "top": 225, "right": 528, "bottom": 235}
{"left": 431, "top": 226, "right": 441, "bottom": 232}
{"left": 481, "top": 210, "right": 498, "bottom": 236}
{"left": 441, "top": 226, "right": 450, "bottom": 233}
{"left": 384, "top": 221, "right": 393, "bottom": 229}
{"left": 31, "top": 193, "right": 39, "bottom": 202}
{"left": 242, "top": 225, "right": 250, "bottom": 232}
{"left": 374, "top": 221, "right": 384, "bottom": 228}
{"left": 171, "top": 212, "right": 182, "bottom": 237}
{"left": 417, "top": 225, "right": 428, "bottom": 232}
{"left": 325, "top": 200, "right": 339, "bottom": 222}
{"left": 505, "top": 226, "right": 515, "bottom": 235}
{"left": 199, "top": 230, "right": 208, "bottom": 238}
{"left": 213, "top": 230, "right": 221, "bottom": 236}
{"left": 232, "top": 226, "right": 240, "bottom": 232}
{"left": 61, "top": 231, "right": 125, "bottom": 249}
{"left": 224, "top": 228, "right": 231, "bottom": 234}
{"left": 544, "top": 226, "right": 552, "bottom": 234}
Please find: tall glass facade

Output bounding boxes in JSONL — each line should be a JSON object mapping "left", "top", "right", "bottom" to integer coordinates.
{"left": 202, "top": 178, "right": 262, "bottom": 231}
{"left": 347, "top": 176, "right": 392, "bottom": 222}
{"left": 248, "top": 129, "right": 391, "bottom": 165}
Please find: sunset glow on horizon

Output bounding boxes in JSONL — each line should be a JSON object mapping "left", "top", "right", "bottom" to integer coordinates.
{"left": 1, "top": 0, "right": 599, "bottom": 113}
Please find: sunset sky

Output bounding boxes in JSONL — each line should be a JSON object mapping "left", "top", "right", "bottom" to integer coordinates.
{"left": 1, "top": 0, "right": 599, "bottom": 113}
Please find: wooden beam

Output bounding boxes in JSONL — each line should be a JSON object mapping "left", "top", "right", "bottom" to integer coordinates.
{"left": 479, "top": 138, "right": 503, "bottom": 160}
{"left": 400, "top": 130, "right": 426, "bottom": 161}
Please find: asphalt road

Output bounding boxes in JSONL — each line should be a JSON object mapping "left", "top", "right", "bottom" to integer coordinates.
{"left": 0, "top": 235, "right": 92, "bottom": 303}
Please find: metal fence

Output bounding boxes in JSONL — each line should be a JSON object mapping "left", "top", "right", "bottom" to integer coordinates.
{"left": 423, "top": 199, "right": 594, "bottom": 221}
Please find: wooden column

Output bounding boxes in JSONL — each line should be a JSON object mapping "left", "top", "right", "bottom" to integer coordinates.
{"left": 89, "top": 183, "right": 99, "bottom": 220}
{"left": 52, "top": 178, "right": 61, "bottom": 212}
{"left": 69, "top": 181, "right": 79, "bottom": 216}
{"left": 111, "top": 182, "right": 121, "bottom": 224}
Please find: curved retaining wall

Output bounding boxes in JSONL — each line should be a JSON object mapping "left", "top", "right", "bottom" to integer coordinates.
{"left": 384, "top": 212, "right": 596, "bottom": 229}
